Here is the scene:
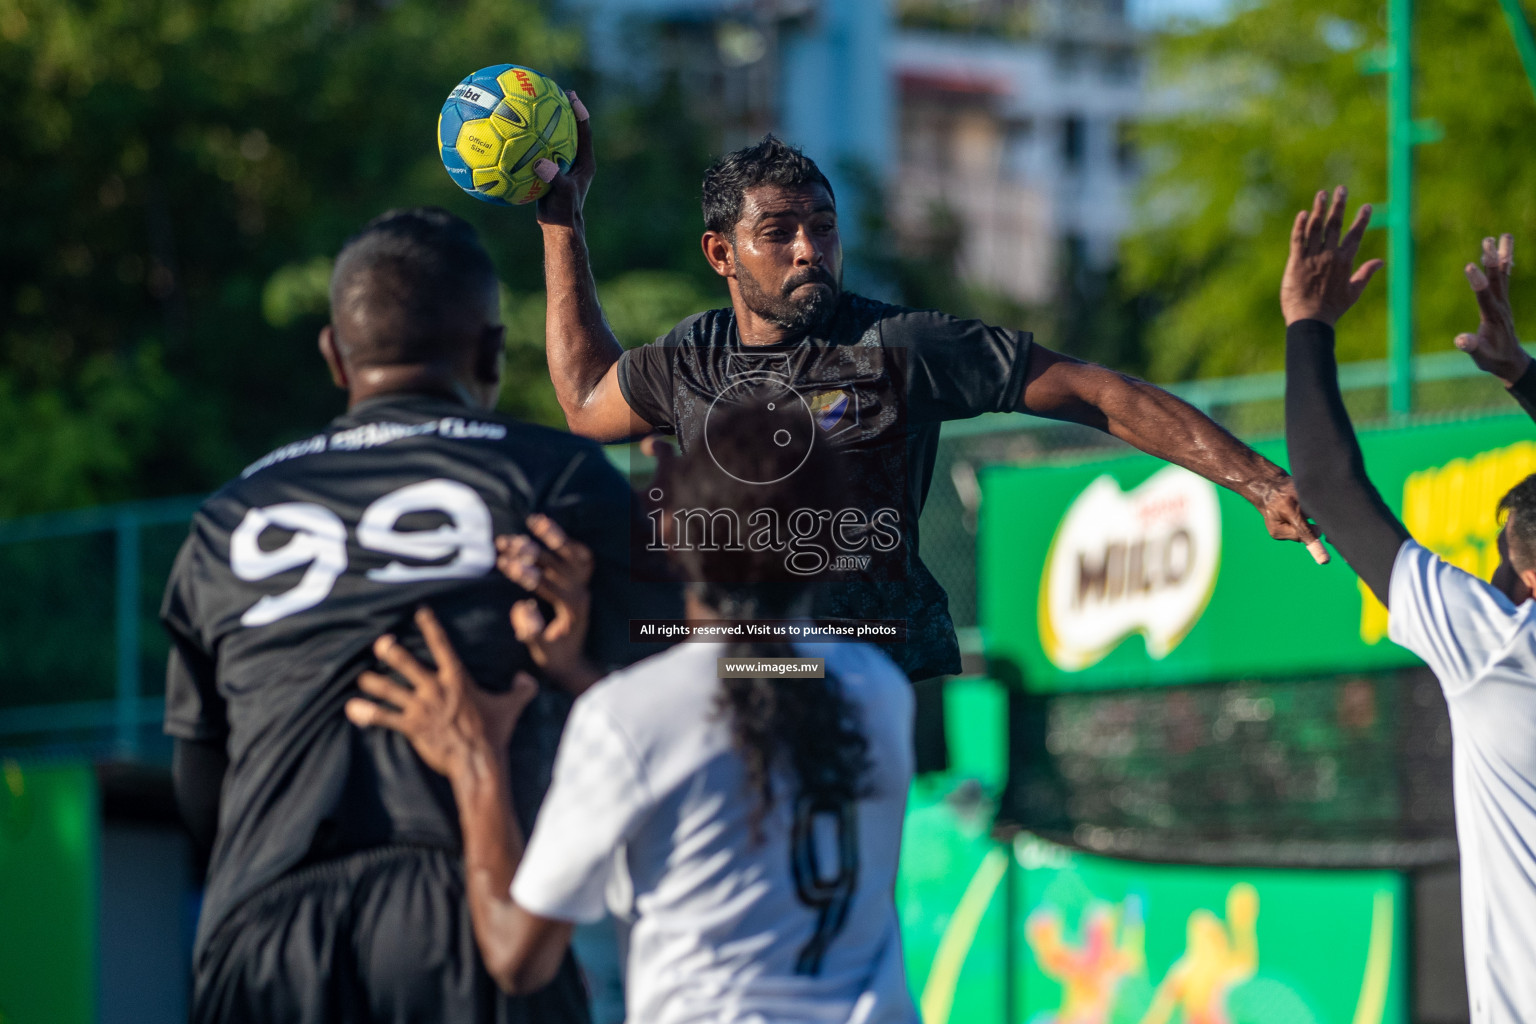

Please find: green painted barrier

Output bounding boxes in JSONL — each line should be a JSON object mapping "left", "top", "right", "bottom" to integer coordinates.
{"left": 899, "top": 829, "right": 1407, "bottom": 1024}
{"left": 0, "top": 761, "right": 96, "bottom": 1024}
{"left": 898, "top": 776, "right": 1007, "bottom": 1023}
{"left": 1014, "top": 835, "right": 1405, "bottom": 1024}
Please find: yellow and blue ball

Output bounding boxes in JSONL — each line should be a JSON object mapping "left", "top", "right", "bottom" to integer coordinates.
{"left": 438, "top": 64, "right": 576, "bottom": 206}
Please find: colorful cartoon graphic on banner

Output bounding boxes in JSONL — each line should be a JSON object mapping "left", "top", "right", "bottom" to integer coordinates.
{"left": 1016, "top": 838, "right": 1403, "bottom": 1024}
{"left": 900, "top": 830, "right": 1406, "bottom": 1024}
{"left": 1026, "top": 896, "right": 1145, "bottom": 1024}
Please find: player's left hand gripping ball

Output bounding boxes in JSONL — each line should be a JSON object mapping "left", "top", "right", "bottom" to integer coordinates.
{"left": 438, "top": 64, "right": 577, "bottom": 205}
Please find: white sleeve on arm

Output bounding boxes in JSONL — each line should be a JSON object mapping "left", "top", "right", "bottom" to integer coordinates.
{"left": 511, "top": 694, "right": 652, "bottom": 923}
{"left": 1388, "top": 540, "right": 1522, "bottom": 696}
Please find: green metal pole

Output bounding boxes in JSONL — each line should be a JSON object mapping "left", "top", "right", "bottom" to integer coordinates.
{"left": 1496, "top": 0, "right": 1536, "bottom": 105}
{"left": 114, "top": 513, "right": 141, "bottom": 758}
{"left": 1387, "top": 0, "right": 1414, "bottom": 420}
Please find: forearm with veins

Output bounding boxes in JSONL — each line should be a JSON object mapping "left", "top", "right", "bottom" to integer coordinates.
{"left": 542, "top": 220, "right": 622, "bottom": 415}
{"left": 546, "top": 222, "right": 623, "bottom": 417}
{"left": 451, "top": 746, "right": 529, "bottom": 983}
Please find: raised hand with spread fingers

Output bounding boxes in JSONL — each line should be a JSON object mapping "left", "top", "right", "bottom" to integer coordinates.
{"left": 1280, "top": 185, "right": 1384, "bottom": 328}
{"left": 1453, "top": 235, "right": 1536, "bottom": 420}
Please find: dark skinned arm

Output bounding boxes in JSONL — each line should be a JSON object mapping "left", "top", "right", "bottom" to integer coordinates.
{"left": 1017, "top": 348, "right": 1329, "bottom": 563}
{"left": 447, "top": 740, "right": 573, "bottom": 994}
{"left": 1280, "top": 186, "right": 1407, "bottom": 604}
{"left": 345, "top": 525, "right": 602, "bottom": 995}
{"left": 532, "top": 94, "right": 654, "bottom": 442}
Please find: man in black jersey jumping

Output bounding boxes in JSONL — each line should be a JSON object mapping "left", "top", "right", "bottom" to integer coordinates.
{"left": 161, "top": 208, "right": 670, "bottom": 1022}
{"left": 527, "top": 100, "right": 1325, "bottom": 766}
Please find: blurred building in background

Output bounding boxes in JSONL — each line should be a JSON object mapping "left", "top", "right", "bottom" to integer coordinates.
{"left": 566, "top": 0, "right": 1149, "bottom": 304}
{"left": 566, "top": 0, "right": 894, "bottom": 253}
{"left": 893, "top": 0, "right": 1146, "bottom": 304}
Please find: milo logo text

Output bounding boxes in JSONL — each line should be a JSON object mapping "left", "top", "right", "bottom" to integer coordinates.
{"left": 1040, "top": 467, "right": 1222, "bottom": 670}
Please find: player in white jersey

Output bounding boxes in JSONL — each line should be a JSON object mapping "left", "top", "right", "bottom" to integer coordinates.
{"left": 346, "top": 403, "right": 921, "bottom": 1024}
{"left": 1281, "top": 187, "right": 1536, "bottom": 1023}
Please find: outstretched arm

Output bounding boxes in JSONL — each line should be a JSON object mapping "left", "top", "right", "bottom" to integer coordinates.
{"left": 1452, "top": 233, "right": 1536, "bottom": 422}
{"left": 1281, "top": 186, "right": 1408, "bottom": 604}
{"left": 533, "top": 94, "right": 655, "bottom": 442}
{"left": 1018, "top": 348, "right": 1328, "bottom": 563}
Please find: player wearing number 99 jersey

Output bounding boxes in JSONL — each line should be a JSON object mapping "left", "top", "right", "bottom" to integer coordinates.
{"left": 160, "top": 208, "right": 676, "bottom": 1024}
{"left": 349, "top": 406, "right": 920, "bottom": 1024}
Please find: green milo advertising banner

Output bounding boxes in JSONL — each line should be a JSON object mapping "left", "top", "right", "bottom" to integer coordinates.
{"left": 979, "top": 411, "right": 1536, "bottom": 692}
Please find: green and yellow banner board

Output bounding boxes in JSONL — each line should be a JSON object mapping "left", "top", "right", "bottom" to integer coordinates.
{"left": 979, "top": 412, "right": 1536, "bottom": 692}
{"left": 899, "top": 829, "right": 1406, "bottom": 1024}
{"left": 1015, "top": 836, "right": 1404, "bottom": 1024}
{"left": 899, "top": 779, "right": 1009, "bottom": 1024}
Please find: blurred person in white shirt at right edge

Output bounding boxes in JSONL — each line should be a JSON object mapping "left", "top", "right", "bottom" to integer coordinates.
{"left": 346, "top": 402, "right": 919, "bottom": 1024}
{"left": 1281, "top": 186, "right": 1536, "bottom": 1024}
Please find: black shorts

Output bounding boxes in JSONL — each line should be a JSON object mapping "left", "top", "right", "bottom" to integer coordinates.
{"left": 192, "top": 844, "right": 590, "bottom": 1024}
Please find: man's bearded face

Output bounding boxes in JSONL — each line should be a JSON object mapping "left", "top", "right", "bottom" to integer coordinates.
{"left": 727, "top": 183, "right": 842, "bottom": 335}
{"left": 732, "top": 254, "right": 839, "bottom": 333}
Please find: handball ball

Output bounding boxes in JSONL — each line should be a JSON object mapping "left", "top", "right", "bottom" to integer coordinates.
{"left": 438, "top": 64, "right": 576, "bottom": 206}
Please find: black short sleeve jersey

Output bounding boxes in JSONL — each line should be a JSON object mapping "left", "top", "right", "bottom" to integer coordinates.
{"left": 160, "top": 394, "right": 678, "bottom": 957}
{"left": 616, "top": 293, "right": 1032, "bottom": 679}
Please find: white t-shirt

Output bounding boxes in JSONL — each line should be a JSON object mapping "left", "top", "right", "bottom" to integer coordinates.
{"left": 1389, "top": 540, "right": 1536, "bottom": 1024}
{"left": 512, "top": 641, "right": 920, "bottom": 1024}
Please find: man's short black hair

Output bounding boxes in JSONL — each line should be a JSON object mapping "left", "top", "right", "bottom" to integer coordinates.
{"left": 1499, "top": 473, "right": 1536, "bottom": 572}
{"left": 701, "top": 134, "right": 835, "bottom": 236}
{"left": 329, "top": 207, "right": 498, "bottom": 367}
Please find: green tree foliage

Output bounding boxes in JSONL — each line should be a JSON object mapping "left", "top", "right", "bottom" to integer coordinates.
{"left": 1123, "top": 0, "right": 1536, "bottom": 383}
{"left": 0, "top": 0, "right": 722, "bottom": 517}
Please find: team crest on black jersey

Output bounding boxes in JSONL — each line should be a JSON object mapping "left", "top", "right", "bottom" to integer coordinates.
{"left": 808, "top": 390, "right": 849, "bottom": 432}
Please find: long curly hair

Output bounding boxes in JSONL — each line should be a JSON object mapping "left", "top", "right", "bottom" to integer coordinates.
{"left": 659, "top": 401, "right": 872, "bottom": 836}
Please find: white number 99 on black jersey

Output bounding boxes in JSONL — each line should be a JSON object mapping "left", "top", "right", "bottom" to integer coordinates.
{"left": 230, "top": 479, "right": 495, "bottom": 627}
